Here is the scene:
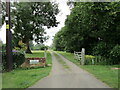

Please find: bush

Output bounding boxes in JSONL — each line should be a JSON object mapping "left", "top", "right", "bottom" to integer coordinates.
{"left": 2, "top": 50, "right": 25, "bottom": 71}
{"left": 93, "top": 56, "right": 109, "bottom": 65}
{"left": 84, "top": 55, "right": 95, "bottom": 65}
{"left": 110, "top": 45, "right": 120, "bottom": 64}
{"left": 40, "top": 46, "right": 48, "bottom": 50}
{"left": 92, "top": 42, "right": 113, "bottom": 57}
{"left": 2, "top": 44, "right": 6, "bottom": 52}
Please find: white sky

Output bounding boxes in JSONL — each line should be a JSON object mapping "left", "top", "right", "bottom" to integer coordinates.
{"left": 0, "top": 1, "right": 70, "bottom": 46}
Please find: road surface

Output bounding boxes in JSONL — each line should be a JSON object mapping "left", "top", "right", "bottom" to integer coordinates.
{"left": 29, "top": 51, "right": 110, "bottom": 88}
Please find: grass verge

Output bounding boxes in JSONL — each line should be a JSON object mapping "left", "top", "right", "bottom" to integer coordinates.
{"left": 2, "top": 50, "right": 52, "bottom": 88}
{"left": 0, "top": 73, "right": 2, "bottom": 89}
{"left": 57, "top": 51, "right": 119, "bottom": 88}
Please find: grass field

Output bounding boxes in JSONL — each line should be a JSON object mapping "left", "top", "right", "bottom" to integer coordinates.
{"left": 57, "top": 51, "right": 119, "bottom": 88}
{"left": 2, "top": 50, "right": 52, "bottom": 88}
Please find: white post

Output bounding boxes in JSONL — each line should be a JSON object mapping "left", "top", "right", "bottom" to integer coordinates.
{"left": 92, "top": 59, "right": 94, "bottom": 65}
{"left": 81, "top": 48, "right": 85, "bottom": 65}
{"left": 74, "top": 51, "right": 75, "bottom": 59}
{"left": 44, "top": 48, "right": 47, "bottom": 58}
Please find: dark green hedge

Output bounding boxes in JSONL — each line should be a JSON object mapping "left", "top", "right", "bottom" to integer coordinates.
{"left": 110, "top": 45, "right": 120, "bottom": 64}
{"left": 2, "top": 51, "right": 25, "bottom": 71}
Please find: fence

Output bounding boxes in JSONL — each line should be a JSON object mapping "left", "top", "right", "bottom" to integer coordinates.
{"left": 74, "top": 48, "right": 85, "bottom": 65}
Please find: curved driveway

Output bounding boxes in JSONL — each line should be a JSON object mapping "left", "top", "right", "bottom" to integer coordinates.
{"left": 29, "top": 51, "right": 110, "bottom": 88}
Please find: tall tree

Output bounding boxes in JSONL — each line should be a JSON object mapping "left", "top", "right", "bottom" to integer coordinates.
{"left": 0, "top": 2, "right": 5, "bottom": 28}
{"left": 53, "top": 2, "right": 120, "bottom": 55}
{"left": 12, "top": 2, "right": 59, "bottom": 53}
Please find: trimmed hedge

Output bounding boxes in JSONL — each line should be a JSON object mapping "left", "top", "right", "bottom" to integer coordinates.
{"left": 2, "top": 51, "right": 25, "bottom": 71}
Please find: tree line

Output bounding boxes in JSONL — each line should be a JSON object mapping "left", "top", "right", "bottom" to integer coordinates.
{"left": 52, "top": 2, "right": 120, "bottom": 64}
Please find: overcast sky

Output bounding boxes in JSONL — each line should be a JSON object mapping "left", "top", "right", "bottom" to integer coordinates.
{"left": 0, "top": 1, "right": 70, "bottom": 46}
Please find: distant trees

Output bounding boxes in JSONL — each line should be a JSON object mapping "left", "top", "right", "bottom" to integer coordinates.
{"left": 31, "top": 43, "right": 48, "bottom": 50}
{"left": 11, "top": 2, "right": 59, "bottom": 53}
{"left": 53, "top": 2, "right": 120, "bottom": 64}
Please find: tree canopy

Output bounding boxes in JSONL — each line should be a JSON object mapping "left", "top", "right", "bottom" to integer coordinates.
{"left": 11, "top": 2, "right": 59, "bottom": 53}
{"left": 53, "top": 2, "right": 120, "bottom": 64}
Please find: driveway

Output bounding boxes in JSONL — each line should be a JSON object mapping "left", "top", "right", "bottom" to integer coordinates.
{"left": 29, "top": 51, "right": 110, "bottom": 88}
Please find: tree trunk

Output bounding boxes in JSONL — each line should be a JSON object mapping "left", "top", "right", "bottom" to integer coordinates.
{"left": 25, "top": 41, "right": 32, "bottom": 54}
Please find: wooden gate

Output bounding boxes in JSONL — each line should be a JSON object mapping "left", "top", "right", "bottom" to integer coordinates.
{"left": 74, "top": 48, "right": 85, "bottom": 65}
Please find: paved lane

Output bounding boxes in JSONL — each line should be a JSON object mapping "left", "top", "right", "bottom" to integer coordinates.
{"left": 29, "top": 51, "right": 110, "bottom": 88}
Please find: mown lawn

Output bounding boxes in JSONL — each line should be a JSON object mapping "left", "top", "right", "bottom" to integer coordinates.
{"left": 2, "top": 50, "right": 52, "bottom": 88}
{"left": 57, "top": 51, "right": 119, "bottom": 88}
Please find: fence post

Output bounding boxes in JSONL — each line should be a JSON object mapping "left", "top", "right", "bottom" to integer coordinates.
{"left": 74, "top": 51, "right": 75, "bottom": 59}
{"left": 81, "top": 48, "right": 85, "bottom": 65}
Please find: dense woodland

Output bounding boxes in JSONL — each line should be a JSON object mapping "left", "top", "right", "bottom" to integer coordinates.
{"left": 52, "top": 2, "right": 120, "bottom": 64}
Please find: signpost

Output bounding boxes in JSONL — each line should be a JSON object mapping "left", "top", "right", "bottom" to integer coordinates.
{"left": 44, "top": 48, "right": 47, "bottom": 58}
{"left": 6, "top": 0, "right": 13, "bottom": 71}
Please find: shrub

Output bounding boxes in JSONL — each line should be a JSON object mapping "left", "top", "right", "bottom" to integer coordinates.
{"left": 85, "top": 55, "right": 108, "bottom": 65}
{"left": 40, "top": 46, "right": 48, "bottom": 50}
{"left": 84, "top": 55, "right": 95, "bottom": 65}
{"left": 92, "top": 42, "right": 113, "bottom": 57}
{"left": 110, "top": 45, "right": 120, "bottom": 64}
{"left": 2, "top": 44, "right": 6, "bottom": 52}
{"left": 2, "top": 50, "right": 25, "bottom": 71}
{"left": 93, "top": 55, "right": 108, "bottom": 65}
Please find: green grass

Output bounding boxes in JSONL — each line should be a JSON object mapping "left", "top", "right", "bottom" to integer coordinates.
{"left": 2, "top": 50, "right": 52, "bottom": 88}
{"left": 25, "top": 50, "right": 52, "bottom": 64}
{"left": 0, "top": 73, "right": 2, "bottom": 89}
{"left": 25, "top": 50, "right": 44, "bottom": 58}
{"left": 57, "top": 51, "right": 119, "bottom": 88}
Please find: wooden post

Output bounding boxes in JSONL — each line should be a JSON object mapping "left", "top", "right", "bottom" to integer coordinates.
{"left": 81, "top": 48, "right": 85, "bottom": 65}
{"left": 6, "top": 0, "right": 13, "bottom": 71}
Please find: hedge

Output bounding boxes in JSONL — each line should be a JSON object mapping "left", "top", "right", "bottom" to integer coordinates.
{"left": 2, "top": 50, "right": 25, "bottom": 71}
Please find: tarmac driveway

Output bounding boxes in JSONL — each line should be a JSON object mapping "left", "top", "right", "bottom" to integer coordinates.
{"left": 29, "top": 51, "right": 110, "bottom": 88}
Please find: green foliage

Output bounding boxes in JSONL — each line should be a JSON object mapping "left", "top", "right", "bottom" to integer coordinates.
{"left": 11, "top": 2, "right": 59, "bottom": 53}
{"left": 110, "top": 45, "right": 120, "bottom": 64}
{"left": 84, "top": 55, "right": 95, "bottom": 65}
{"left": 2, "top": 51, "right": 25, "bottom": 71}
{"left": 0, "top": 2, "right": 5, "bottom": 27}
{"left": 13, "top": 40, "right": 27, "bottom": 53}
{"left": 92, "top": 42, "right": 113, "bottom": 57}
{"left": 31, "top": 44, "right": 48, "bottom": 50}
{"left": 2, "top": 44, "right": 6, "bottom": 52}
{"left": 40, "top": 46, "right": 48, "bottom": 50}
{"left": 53, "top": 2, "right": 120, "bottom": 64}
{"left": 52, "top": 27, "right": 67, "bottom": 51}
{"left": 12, "top": 2, "right": 59, "bottom": 43}
{"left": 93, "top": 43, "right": 120, "bottom": 65}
